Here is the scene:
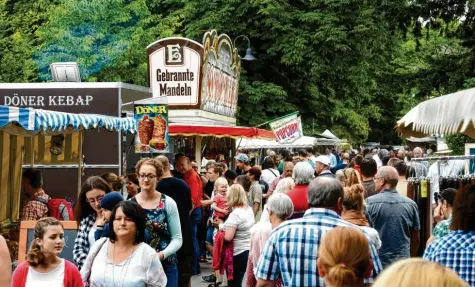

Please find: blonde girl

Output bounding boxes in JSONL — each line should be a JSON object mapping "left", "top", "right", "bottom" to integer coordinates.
{"left": 211, "top": 177, "right": 230, "bottom": 219}
{"left": 373, "top": 258, "right": 468, "bottom": 287}
{"left": 317, "top": 227, "right": 373, "bottom": 287}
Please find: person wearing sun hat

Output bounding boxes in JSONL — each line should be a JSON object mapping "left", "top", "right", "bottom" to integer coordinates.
{"left": 427, "top": 143, "right": 465, "bottom": 204}
{"left": 315, "top": 155, "right": 336, "bottom": 178}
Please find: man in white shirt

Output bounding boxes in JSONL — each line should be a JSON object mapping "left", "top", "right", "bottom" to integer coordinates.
{"left": 407, "top": 147, "right": 428, "bottom": 177}
{"left": 427, "top": 145, "right": 464, "bottom": 204}
{"left": 307, "top": 147, "right": 317, "bottom": 166}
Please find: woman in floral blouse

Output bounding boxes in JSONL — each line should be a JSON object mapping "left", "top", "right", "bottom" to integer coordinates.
{"left": 131, "top": 158, "right": 183, "bottom": 287}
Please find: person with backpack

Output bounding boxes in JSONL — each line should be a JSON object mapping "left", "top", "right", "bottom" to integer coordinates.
{"left": 20, "top": 169, "right": 50, "bottom": 221}
{"left": 20, "top": 169, "right": 75, "bottom": 221}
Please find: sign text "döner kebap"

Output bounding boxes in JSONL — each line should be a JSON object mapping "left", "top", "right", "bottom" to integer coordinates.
{"left": 4, "top": 94, "right": 93, "bottom": 107}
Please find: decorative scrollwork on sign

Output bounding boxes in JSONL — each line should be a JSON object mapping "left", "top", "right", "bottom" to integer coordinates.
{"left": 200, "top": 30, "right": 241, "bottom": 118}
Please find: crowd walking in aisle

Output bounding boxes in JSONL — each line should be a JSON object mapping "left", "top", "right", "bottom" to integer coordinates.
{"left": 3, "top": 146, "right": 475, "bottom": 287}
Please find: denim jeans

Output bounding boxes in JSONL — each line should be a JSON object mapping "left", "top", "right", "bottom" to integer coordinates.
{"left": 163, "top": 262, "right": 178, "bottom": 287}
{"left": 190, "top": 207, "right": 202, "bottom": 275}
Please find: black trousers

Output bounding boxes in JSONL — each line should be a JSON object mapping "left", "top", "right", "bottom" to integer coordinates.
{"left": 227, "top": 250, "right": 249, "bottom": 287}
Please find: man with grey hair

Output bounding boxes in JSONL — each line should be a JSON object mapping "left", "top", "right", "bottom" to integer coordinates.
{"left": 247, "top": 193, "right": 294, "bottom": 286}
{"left": 266, "top": 161, "right": 294, "bottom": 198}
{"left": 406, "top": 146, "right": 428, "bottom": 177}
{"left": 286, "top": 162, "right": 314, "bottom": 218}
{"left": 256, "top": 177, "right": 382, "bottom": 287}
{"left": 366, "top": 166, "right": 420, "bottom": 268}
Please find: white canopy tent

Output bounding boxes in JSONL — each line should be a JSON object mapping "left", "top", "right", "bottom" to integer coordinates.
{"left": 236, "top": 136, "right": 318, "bottom": 149}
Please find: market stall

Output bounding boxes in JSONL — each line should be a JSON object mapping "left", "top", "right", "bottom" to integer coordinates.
{"left": 396, "top": 88, "right": 475, "bottom": 253}
{"left": 396, "top": 87, "right": 475, "bottom": 138}
{"left": 0, "top": 105, "right": 135, "bottom": 263}
{"left": 237, "top": 136, "right": 317, "bottom": 150}
{"left": 168, "top": 123, "right": 275, "bottom": 168}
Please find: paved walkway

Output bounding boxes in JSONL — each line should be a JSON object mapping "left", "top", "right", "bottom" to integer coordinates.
{"left": 191, "top": 261, "right": 215, "bottom": 287}
{"left": 191, "top": 261, "right": 240, "bottom": 287}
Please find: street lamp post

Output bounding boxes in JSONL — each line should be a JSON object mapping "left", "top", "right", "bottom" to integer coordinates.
{"left": 233, "top": 35, "right": 257, "bottom": 61}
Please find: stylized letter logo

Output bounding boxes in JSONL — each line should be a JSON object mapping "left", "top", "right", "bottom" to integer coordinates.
{"left": 166, "top": 44, "right": 183, "bottom": 65}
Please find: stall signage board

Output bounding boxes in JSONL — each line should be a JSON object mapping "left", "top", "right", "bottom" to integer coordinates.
{"left": 18, "top": 221, "right": 77, "bottom": 263}
{"left": 135, "top": 103, "right": 169, "bottom": 153}
{"left": 269, "top": 112, "right": 303, "bottom": 144}
{"left": 200, "top": 30, "right": 241, "bottom": 118}
{"left": 147, "top": 38, "right": 203, "bottom": 108}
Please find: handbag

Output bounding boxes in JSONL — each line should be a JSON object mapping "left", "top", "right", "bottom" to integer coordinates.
{"left": 83, "top": 238, "right": 107, "bottom": 286}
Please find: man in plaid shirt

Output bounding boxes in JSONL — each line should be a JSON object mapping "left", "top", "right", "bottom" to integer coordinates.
{"left": 424, "top": 184, "right": 475, "bottom": 286}
{"left": 256, "top": 177, "right": 382, "bottom": 287}
{"left": 20, "top": 169, "right": 49, "bottom": 221}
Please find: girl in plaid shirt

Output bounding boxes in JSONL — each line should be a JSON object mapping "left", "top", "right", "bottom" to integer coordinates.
{"left": 72, "top": 177, "right": 111, "bottom": 270}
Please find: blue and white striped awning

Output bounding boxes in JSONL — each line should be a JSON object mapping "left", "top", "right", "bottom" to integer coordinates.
{"left": 0, "top": 106, "right": 35, "bottom": 131}
{"left": 34, "top": 109, "right": 136, "bottom": 133}
{"left": 0, "top": 105, "right": 135, "bottom": 134}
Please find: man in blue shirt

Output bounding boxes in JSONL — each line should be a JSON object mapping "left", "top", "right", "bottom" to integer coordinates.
{"left": 366, "top": 166, "right": 420, "bottom": 268}
{"left": 256, "top": 177, "right": 382, "bottom": 287}
{"left": 326, "top": 148, "right": 337, "bottom": 168}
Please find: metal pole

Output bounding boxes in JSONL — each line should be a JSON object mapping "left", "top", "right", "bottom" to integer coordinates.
{"left": 77, "top": 131, "right": 83, "bottom": 197}
{"left": 411, "top": 155, "right": 475, "bottom": 161}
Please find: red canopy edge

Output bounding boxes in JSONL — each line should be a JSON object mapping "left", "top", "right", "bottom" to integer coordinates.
{"left": 168, "top": 123, "right": 276, "bottom": 140}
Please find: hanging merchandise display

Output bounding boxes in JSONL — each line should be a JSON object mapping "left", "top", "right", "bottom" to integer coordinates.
{"left": 406, "top": 178, "right": 431, "bottom": 256}
{"left": 407, "top": 154, "right": 475, "bottom": 255}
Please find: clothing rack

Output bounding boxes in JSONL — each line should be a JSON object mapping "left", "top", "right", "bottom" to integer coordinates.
{"left": 411, "top": 155, "right": 475, "bottom": 177}
{"left": 406, "top": 174, "right": 475, "bottom": 255}
{"left": 411, "top": 155, "right": 475, "bottom": 161}
{"left": 406, "top": 178, "right": 431, "bottom": 256}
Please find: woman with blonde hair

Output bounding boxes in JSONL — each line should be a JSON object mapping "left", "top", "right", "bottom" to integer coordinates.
{"left": 317, "top": 227, "right": 373, "bottom": 287}
{"left": 336, "top": 168, "right": 361, "bottom": 187}
{"left": 100, "top": 172, "right": 126, "bottom": 191}
{"left": 12, "top": 217, "right": 83, "bottom": 287}
{"left": 341, "top": 184, "right": 381, "bottom": 249}
{"left": 214, "top": 184, "right": 254, "bottom": 287}
{"left": 373, "top": 258, "right": 468, "bottom": 287}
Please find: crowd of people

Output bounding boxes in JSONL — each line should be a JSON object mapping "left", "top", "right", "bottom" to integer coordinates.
{"left": 0, "top": 145, "right": 474, "bottom": 287}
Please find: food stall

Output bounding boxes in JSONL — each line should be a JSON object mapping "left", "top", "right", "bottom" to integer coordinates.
{"left": 123, "top": 31, "right": 276, "bottom": 170}
{"left": 0, "top": 105, "right": 135, "bottom": 264}
{"left": 0, "top": 82, "right": 151, "bottom": 200}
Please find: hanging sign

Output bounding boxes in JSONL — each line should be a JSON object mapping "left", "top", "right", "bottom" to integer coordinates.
{"left": 269, "top": 112, "right": 303, "bottom": 144}
{"left": 134, "top": 104, "right": 169, "bottom": 153}
{"left": 200, "top": 30, "right": 241, "bottom": 118}
{"left": 147, "top": 38, "right": 203, "bottom": 108}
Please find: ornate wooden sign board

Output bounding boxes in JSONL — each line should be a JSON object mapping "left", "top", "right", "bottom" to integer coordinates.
{"left": 147, "top": 30, "right": 241, "bottom": 119}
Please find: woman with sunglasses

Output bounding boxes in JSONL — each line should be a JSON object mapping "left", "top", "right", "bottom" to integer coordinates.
{"left": 73, "top": 176, "right": 111, "bottom": 270}
{"left": 132, "top": 158, "right": 182, "bottom": 287}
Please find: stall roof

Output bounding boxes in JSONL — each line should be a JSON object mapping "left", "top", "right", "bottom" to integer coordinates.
{"left": 169, "top": 123, "right": 275, "bottom": 140}
{"left": 0, "top": 105, "right": 135, "bottom": 135}
{"left": 321, "top": 129, "right": 339, "bottom": 139}
{"left": 396, "top": 87, "right": 475, "bottom": 138}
